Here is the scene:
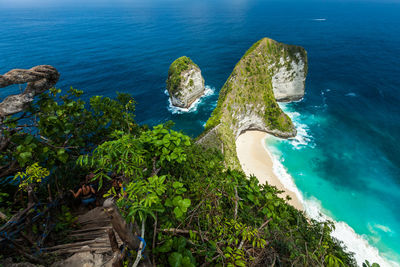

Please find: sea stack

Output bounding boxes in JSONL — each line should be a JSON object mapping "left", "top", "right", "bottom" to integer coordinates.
{"left": 197, "top": 37, "right": 308, "bottom": 168}
{"left": 166, "top": 56, "right": 205, "bottom": 108}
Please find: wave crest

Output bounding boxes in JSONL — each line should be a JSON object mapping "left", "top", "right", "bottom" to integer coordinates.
{"left": 278, "top": 103, "right": 314, "bottom": 149}
{"left": 166, "top": 85, "right": 215, "bottom": 114}
{"left": 266, "top": 103, "right": 399, "bottom": 267}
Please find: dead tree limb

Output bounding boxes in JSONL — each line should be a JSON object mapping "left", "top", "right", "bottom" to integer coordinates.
{"left": 103, "top": 198, "right": 152, "bottom": 267}
{"left": 108, "top": 228, "right": 119, "bottom": 252}
{"left": 103, "top": 198, "right": 141, "bottom": 250}
{"left": 132, "top": 219, "right": 145, "bottom": 267}
{"left": 258, "top": 218, "right": 272, "bottom": 231}
{"left": 152, "top": 214, "right": 157, "bottom": 266}
{"left": 112, "top": 245, "right": 127, "bottom": 267}
{"left": 0, "top": 65, "right": 60, "bottom": 118}
{"left": 234, "top": 186, "right": 239, "bottom": 220}
{"left": 159, "top": 228, "right": 201, "bottom": 235}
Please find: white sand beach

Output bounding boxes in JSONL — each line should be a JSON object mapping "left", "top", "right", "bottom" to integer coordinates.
{"left": 236, "top": 130, "right": 303, "bottom": 210}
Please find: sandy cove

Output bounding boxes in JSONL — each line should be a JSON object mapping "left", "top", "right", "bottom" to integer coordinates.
{"left": 236, "top": 130, "right": 303, "bottom": 211}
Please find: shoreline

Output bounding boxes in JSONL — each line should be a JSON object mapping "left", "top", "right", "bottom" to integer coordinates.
{"left": 236, "top": 130, "right": 304, "bottom": 211}
{"left": 235, "top": 130, "right": 398, "bottom": 267}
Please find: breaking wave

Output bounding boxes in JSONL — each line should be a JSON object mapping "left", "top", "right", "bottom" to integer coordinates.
{"left": 279, "top": 103, "right": 314, "bottom": 149}
{"left": 166, "top": 85, "right": 215, "bottom": 114}
{"left": 265, "top": 103, "right": 399, "bottom": 267}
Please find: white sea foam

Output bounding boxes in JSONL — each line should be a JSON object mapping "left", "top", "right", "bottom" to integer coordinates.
{"left": 278, "top": 103, "right": 314, "bottom": 149}
{"left": 166, "top": 85, "right": 215, "bottom": 114}
{"left": 313, "top": 18, "right": 327, "bottom": 21}
{"left": 346, "top": 92, "right": 357, "bottom": 97}
{"left": 307, "top": 198, "right": 398, "bottom": 267}
{"left": 265, "top": 147, "right": 398, "bottom": 267}
{"left": 265, "top": 143, "right": 305, "bottom": 203}
{"left": 264, "top": 103, "right": 399, "bottom": 267}
{"left": 374, "top": 224, "right": 393, "bottom": 234}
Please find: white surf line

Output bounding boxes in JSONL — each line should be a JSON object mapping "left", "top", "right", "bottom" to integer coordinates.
{"left": 270, "top": 103, "right": 399, "bottom": 267}
{"left": 166, "top": 85, "right": 215, "bottom": 114}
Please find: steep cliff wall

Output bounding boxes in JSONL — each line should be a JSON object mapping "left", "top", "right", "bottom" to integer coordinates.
{"left": 272, "top": 50, "right": 307, "bottom": 102}
{"left": 198, "top": 38, "right": 308, "bottom": 168}
{"left": 166, "top": 56, "right": 205, "bottom": 108}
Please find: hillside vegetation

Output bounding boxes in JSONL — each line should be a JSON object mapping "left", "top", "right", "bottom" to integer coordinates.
{"left": 0, "top": 86, "right": 359, "bottom": 266}
{"left": 199, "top": 38, "right": 308, "bottom": 168}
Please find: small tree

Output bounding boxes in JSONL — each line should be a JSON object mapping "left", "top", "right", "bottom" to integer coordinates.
{"left": 14, "top": 163, "right": 49, "bottom": 205}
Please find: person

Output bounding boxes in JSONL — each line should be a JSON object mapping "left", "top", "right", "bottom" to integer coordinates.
{"left": 70, "top": 181, "right": 96, "bottom": 208}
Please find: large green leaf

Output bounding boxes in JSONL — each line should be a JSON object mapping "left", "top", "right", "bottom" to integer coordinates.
{"left": 158, "top": 239, "right": 173, "bottom": 253}
{"left": 181, "top": 198, "right": 191, "bottom": 209}
{"left": 173, "top": 207, "right": 183, "bottom": 218}
{"left": 168, "top": 252, "right": 183, "bottom": 267}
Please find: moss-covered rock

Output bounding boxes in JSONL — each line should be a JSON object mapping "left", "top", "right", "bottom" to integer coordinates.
{"left": 198, "top": 38, "right": 308, "bottom": 168}
{"left": 166, "top": 56, "right": 205, "bottom": 108}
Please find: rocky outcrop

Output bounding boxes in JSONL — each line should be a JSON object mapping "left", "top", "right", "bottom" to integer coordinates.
{"left": 199, "top": 37, "right": 308, "bottom": 168}
{"left": 0, "top": 65, "right": 60, "bottom": 118}
{"left": 51, "top": 250, "right": 112, "bottom": 267}
{"left": 0, "top": 258, "right": 43, "bottom": 267}
{"left": 272, "top": 52, "right": 307, "bottom": 102}
{"left": 166, "top": 56, "right": 205, "bottom": 108}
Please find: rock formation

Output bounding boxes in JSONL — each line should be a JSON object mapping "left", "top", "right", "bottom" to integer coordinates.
{"left": 198, "top": 37, "right": 308, "bottom": 168}
{"left": 272, "top": 50, "right": 307, "bottom": 102}
{"left": 0, "top": 65, "right": 60, "bottom": 118}
{"left": 0, "top": 65, "right": 60, "bottom": 155}
{"left": 50, "top": 251, "right": 112, "bottom": 267}
{"left": 166, "top": 56, "right": 205, "bottom": 108}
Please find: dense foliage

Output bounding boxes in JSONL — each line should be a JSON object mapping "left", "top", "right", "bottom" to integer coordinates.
{"left": 204, "top": 38, "right": 300, "bottom": 134}
{"left": 201, "top": 38, "right": 304, "bottom": 169}
{"left": 82, "top": 126, "right": 356, "bottom": 266}
{"left": 167, "top": 56, "right": 198, "bottom": 96}
{"left": 0, "top": 88, "right": 139, "bottom": 229}
{"left": 0, "top": 88, "right": 137, "bottom": 181}
{"left": 0, "top": 88, "right": 364, "bottom": 266}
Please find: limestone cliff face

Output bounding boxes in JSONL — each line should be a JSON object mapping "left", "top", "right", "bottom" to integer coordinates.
{"left": 272, "top": 53, "right": 307, "bottom": 102}
{"left": 167, "top": 56, "right": 205, "bottom": 108}
{"left": 198, "top": 38, "right": 308, "bottom": 168}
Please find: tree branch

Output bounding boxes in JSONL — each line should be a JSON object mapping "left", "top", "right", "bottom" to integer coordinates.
{"left": 133, "top": 218, "right": 145, "bottom": 267}
{"left": 0, "top": 65, "right": 60, "bottom": 118}
{"left": 234, "top": 186, "right": 239, "bottom": 220}
{"left": 152, "top": 214, "right": 157, "bottom": 266}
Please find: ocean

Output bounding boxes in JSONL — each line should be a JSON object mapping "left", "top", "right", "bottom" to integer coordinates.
{"left": 1, "top": 0, "right": 399, "bottom": 265}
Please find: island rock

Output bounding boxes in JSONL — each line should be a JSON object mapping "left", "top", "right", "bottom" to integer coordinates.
{"left": 166, "top": 56, "right": 205, "bottom": 108}
{"left": 197, "top": 37, "right": 308, "bottom": 168}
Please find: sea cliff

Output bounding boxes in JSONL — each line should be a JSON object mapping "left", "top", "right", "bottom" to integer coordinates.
{"left": 198, "top": 37, "right": 308, "bottom": 168}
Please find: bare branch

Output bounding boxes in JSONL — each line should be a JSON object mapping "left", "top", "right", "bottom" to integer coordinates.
{"left": 258, "top": 218, "right": 272, "bottom": 231}
{"left": 133, "top": 218, "right": 145, "bottom": 267}
{"left": 0, "top": 65, "right": 59, "bottom": 118}
{"left": 152, "top": 214, "right": 158, "bottom": 266}
{"left": 234, "top": 186, "right": 239, "bottom": 220}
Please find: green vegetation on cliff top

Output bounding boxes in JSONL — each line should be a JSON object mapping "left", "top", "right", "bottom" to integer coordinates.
{"left": 0, "top": 88, "right": 358, "bottom": 267}
{"left": 201, "top": 37, "right": 306, "bottom": 168}
{"left": 205, "top": 37, "right": 305, "bottom": 132}
{"left": 167, "top": 56, "right": 199, "bottom": 96}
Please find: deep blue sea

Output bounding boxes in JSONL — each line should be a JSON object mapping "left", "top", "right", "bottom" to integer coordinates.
{"left": 1, "top": 0, "right": 400, "bottom": 265}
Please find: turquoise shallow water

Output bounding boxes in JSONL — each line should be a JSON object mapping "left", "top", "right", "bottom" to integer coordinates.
{"left": 1, "top": 0, "right": 400, "bottom": 265}
{"left": 265, "top": 102, "right": 400, "bottom": 266}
